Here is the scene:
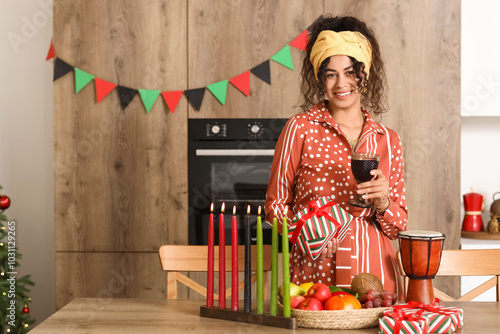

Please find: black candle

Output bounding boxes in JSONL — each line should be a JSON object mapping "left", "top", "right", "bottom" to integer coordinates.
{"left": 244, "top": 205, "right": 251, "bottom": 313}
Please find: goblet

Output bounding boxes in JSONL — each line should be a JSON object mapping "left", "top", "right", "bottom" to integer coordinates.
{"left": 348, "top": 152, "right": 380, "bottom": 208}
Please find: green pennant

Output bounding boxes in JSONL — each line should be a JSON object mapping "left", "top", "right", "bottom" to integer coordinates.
{"left": 138, "top": 89, "right": 161, "bottom": 113}
{"left": 271, "top": 45, "right": 294, "bottom": 70}
{"left": 74, "top": 68, "right": 95, "bottom": 93}
{"left": 207, "top": 79, "right": 229, "bottom": 105}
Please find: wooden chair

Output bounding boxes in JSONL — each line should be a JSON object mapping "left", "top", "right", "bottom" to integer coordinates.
{"left": 397, "top": 249, "right": 500, "bottom": 301}
{"left": 159, "top": 244, "right": 272, "bottom": 299}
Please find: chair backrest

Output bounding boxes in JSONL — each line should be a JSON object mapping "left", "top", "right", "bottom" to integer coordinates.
{"left": 159, "top": 244, "right": 272, "bottom": 299}
{"left": 397, "top": 249, "right": 500, "bottom": 301}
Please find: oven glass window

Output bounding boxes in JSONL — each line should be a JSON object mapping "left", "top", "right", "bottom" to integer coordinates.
{"left": 211, "top": 162, "right": 271, "bottom": 202}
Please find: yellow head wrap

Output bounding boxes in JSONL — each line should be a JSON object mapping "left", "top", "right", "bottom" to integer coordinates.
{"left": 310, "top": 30, "right": 372, "bottom": 80}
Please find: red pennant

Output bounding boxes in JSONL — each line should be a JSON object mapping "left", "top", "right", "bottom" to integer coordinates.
{"left": 95, "top": 78, "right": 117, "bottom": 103}
{"left": 161, "top": 90, "right": 184, "bottom": 113}
{"left": 46, "top": 39, "right": 55, "bottom": 61}
{"left": 289, "top": 30, "right": 309, "bottom": 51}
{"left": 229, "top": 71, "right": 250, "bottom": 96}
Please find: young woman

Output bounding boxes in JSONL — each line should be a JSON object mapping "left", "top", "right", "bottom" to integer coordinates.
{"left": 265, "top": 15, "right": 408, "bottom": 298}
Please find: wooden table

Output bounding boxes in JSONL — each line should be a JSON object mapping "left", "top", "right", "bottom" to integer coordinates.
{"left": 31, "top": 298, "right": 500, "bottom": 333}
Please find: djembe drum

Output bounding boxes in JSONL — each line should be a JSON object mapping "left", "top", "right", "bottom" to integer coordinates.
{"left": 398, "top": 230, "right": 446, "bottom": 304}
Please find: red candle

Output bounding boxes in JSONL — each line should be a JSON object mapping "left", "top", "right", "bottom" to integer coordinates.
{"left": 207, "top": 203, "right": 214, "bottom": 307}
{"left": 231, "top": 206, "right": 238, "bottom": 311}
{"left": 219, "top": 203, "right": 226, "bottom": 309}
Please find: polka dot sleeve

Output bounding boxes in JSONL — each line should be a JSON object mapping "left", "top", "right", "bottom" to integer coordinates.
{"left": 376, "top": 133, "right": 408, "bottom": 239}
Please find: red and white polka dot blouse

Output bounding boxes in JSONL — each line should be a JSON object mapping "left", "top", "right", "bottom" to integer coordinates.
{"left": 265, "top": 101, "right": 408, "bottom": 297}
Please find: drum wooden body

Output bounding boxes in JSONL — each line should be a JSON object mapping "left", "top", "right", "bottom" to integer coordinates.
{"left": 398, "top": 230, "right": 445, "bottom": 304}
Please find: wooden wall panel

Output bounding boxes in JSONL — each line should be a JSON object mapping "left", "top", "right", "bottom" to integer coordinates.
{"left": 55, "top": 252, "right": 166, "bottom": 309}
{"left": 187, "top": 0, "right": 324, "bottom": 119}
{"left": 325, "top": 1, "right": 461, "bottom": 297}
{"left": 54, "top": 0, "right": 188, "bottom": 252}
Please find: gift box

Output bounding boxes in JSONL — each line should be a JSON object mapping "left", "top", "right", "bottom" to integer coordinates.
{"left": 288, "top": 196, "right": 352, "bottom": 260}
{"left": 429, "top": 306, "right": 463, "bottom": 332}
{"left": 379, "top": 310, "right": 429, "bottom": 334}
{"left": 386, "top": 300, "right": 464, "bottom": 334}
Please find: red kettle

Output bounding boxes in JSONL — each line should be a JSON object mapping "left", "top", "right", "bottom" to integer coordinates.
{"left": 462, "top": 191, "right": 484, "bottom": 232}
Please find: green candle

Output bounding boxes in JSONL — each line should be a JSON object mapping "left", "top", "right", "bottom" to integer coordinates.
{"left": 256, "top": 206, "right": 264, "bottom": 314}
{"left": 270, "top": 212, "right": 279, "bottom": 316}
{"left": 282, "top": 207, "right": 291, "bottom": 317}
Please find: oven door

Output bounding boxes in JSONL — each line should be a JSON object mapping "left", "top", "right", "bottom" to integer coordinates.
{"left": 188, "top": 140, "right": 278, "bottom": 246}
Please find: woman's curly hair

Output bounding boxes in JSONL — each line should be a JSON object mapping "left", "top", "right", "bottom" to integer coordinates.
{"left": 299, "top": 15, "right": 387, "bottom": 116}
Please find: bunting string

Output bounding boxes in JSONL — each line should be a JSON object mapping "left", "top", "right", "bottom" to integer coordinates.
{"left": 48, "top": 16, "right": 322, "bottom": 113}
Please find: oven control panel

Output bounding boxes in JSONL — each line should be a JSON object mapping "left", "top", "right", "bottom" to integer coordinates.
{"left": 247, "top": 121, "right": 264, "bottom": 138}
{"left": 206, "top": 122, "right": 227, "bottom": 137}
{"left": 189, "top": 119, "right": 287, "bottom": 141}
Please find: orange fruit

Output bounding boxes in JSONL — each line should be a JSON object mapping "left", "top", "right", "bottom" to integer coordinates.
{"left": 324, "top": 292, "right": 362, "bottom": 310}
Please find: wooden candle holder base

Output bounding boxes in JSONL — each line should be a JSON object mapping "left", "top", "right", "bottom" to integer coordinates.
{"left": 200, "top": 306, "right": 296, "bottom": 330}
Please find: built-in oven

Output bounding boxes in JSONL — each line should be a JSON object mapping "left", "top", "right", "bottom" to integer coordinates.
{"left": 188, "top": 118, "right": 288, "bottom": 247}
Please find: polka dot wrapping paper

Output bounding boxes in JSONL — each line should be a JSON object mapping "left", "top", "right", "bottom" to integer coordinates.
{"left": 288, "top": 196, "right": 353, "bottom": 260}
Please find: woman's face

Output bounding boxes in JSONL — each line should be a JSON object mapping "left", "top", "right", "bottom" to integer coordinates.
{"left": 323, "top": 55, "right": 362, "bottom": 113}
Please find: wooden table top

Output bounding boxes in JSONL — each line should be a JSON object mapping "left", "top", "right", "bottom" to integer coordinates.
{"left": 31, "top": 298, "right": 500, "bottom": 333}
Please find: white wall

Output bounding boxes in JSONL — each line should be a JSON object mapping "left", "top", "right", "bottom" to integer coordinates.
{"left": 461, "top": 0, "right": 500, "bottom": 228}
{"left": 460, "top": 0, "right": 500, "bottom": 301}
{"left": 0, "top": 0, "right": 55, "bottom": 326}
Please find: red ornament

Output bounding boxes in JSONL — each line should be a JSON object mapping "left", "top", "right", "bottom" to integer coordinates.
{"left": 23, "top": 305, "right": 29, "bottom": 314}
{"left": 0, "top": 195, "right": 10, "bottom": 210}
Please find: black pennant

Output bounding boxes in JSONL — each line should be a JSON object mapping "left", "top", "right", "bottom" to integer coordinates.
{"left": 184, "top": 88, "right": 206, "bottom": 111}
{"left": 117, "top": 86, "right": 138, "bottom": 110}
{"left": 250, "top": 60, "right": 271, "bottom": 85}
{"left": 307, "top": 15, "right": 324, "bottom": 32}
{"left": 53, "top": 58, "right": 74, "bottom": 81}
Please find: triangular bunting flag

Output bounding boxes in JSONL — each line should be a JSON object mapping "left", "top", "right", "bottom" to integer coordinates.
{"left": 161, "top": 90, "right": 183, "bottom": 113}
{"left": 207, "top": 80, "right": 229, "bottom": 105}
{"left": 53, "top": 58, "right": 74, "bottom": 81}
{"left": 138, "top": 89, "right": 161, "bottom": 113}
{"left": 74, "top": 68, "right": 95, "bottom": 93}
{"left": 290, "top": 30, "right": 309, "bottom": 51}
{"left": 46, "top": 39, "right": 55, "bottom": 61}
{"left": 117, "top": 86, "right": 138, "bottom": 110}
{"left": 250, "top": 60, "right": 271, "bottom": 85}
{"left": 271, "top": 45, "right": 294, "bottom": 70}
{"left": 95, "top": 78, "right": 117, "bottom": 103}
{"left": 308, "top": 15, "right": 324, "bottom": 31}
{"left": 184, "top": 88, "right": 206, "bottom": 111}
{"left": 229, "top": 71, "right": 250, "bottom": 96}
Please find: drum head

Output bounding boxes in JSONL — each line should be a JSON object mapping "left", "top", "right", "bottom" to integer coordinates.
{"left": 398, "top": 230, "right": 445, "bottom": 240}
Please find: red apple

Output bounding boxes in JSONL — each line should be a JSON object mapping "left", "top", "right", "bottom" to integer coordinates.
{"left": 306, "top": 282, "right": 332, "bottom": 303}
{"left": 290, "top": 295, "right": 306, "bottom": 309}
{"left": 297, "top": 297, "right": 323, "bottom": 311}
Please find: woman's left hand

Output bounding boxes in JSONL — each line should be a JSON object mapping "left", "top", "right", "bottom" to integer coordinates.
{"left": 356, "top": 169, "right": 390, "bottom": 212}
{"left": 317, "top": 239, "right": 339, "bottom": 261}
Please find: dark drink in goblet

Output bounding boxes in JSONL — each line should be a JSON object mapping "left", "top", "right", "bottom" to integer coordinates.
{"left": 348, "top": 152, "right": 380, "bottom": 208}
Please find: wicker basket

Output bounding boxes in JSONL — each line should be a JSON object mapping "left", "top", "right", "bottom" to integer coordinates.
{"left": 280, "top": 303, "right": 389, "bottom": 329}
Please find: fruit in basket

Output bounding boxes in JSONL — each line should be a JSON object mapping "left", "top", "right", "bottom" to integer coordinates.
{"left": 359, "top": 288, "right": 398, "bottom": 309}
{"left": 350, "top": 273, "right": 384, "bottom": 296}
{"left": 299, "top": 282, "right": 314, "bottom": 292}
{"left": 290, "top": 295, "right": 306, "bottom": 309}
{"left": 324, "top": 292, "right": 362, "bottom": 310}
{"left": 329, "top": 285, "right": 342, "bottom": 293}
{"left": 279, "top": 282, "right": 306, "bottom": 299}
{"left": 306, "top": 282, "right": 332, "bottom": 303}
{"left": 297, "top": 297, "right": 323, "bottom": 311}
